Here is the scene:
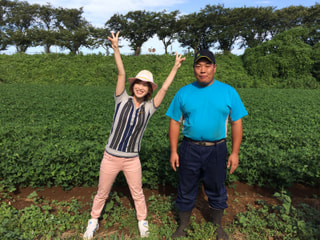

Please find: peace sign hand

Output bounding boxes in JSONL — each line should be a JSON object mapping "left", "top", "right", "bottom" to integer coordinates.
{"left": 107, "top": 31, "right": 120, "bottom": 49}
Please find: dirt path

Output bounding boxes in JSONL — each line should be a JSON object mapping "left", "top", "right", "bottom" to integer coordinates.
{"left": 7, "top": 181, "right": 320, "bottom": 226}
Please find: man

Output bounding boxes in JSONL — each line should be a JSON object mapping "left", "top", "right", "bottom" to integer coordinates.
{"left": 166, "top": 49, "right": 248, "bottom": 240}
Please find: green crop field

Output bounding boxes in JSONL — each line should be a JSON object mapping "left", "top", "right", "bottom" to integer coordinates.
{"left": 1, "top": 84, "right": 319, "bottom": 190}
{"left": 0, "top": 53, "right": 319, "bottom": 239}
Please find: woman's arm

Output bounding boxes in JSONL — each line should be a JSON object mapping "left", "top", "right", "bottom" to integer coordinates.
{"left": 153, "top": 52, "right": 186, "bottom": 108}
{"left": 108, "top": 31, "right": 126, "bottom": 96}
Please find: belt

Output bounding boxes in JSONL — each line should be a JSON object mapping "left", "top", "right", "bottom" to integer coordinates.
{"left": 184, "top": 137, "right": 225, "bottom": 146}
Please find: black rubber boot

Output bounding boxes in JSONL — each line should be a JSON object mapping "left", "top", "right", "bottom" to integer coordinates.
{"left": 211, "top": 208, "right": 229, "bottom": 240}
{"left": 172, "top": 210, "right": 192, "bottom": 239}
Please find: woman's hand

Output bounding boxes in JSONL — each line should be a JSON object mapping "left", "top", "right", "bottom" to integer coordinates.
{"left": 107, "top": 31, "right": 120, "bottom": 49}
{"left": 174, "top": 52, "right": 186, "bottom": 69}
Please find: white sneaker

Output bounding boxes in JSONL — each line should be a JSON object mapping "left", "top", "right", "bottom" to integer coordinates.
{"left": 138, "top": 220, "right": 150, "bottom": 238}
{"left": 83, "top": 219, "right": 99, "bottom": 239}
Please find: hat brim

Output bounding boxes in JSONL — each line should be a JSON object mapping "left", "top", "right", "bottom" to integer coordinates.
{"left": 128, "top": 78, "right": 158, "bottom": 91}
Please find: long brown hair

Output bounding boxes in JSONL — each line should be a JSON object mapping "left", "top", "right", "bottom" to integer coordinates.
{"left": 129, "top": 80, "right": 153, "bottom": 101}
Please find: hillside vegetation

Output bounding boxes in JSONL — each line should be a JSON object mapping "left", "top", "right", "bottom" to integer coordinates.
{"left": 0, "top": 46, "right": 319, "bottom": 89}
{"left": 0, "top": 53, "right": 250, "bottom": 87}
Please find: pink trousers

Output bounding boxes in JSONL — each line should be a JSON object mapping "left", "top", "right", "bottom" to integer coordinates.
{"left": 90, "top": 151, "right": 147, "bottom": 221}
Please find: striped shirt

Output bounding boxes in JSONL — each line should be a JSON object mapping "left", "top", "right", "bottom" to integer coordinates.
{"left": 105, "top": 90, "right": 157, "bottom": 157}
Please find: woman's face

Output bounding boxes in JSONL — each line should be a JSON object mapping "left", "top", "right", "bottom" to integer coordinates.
{"left": 133, "top": 80, "right": 151, "bottom": 99}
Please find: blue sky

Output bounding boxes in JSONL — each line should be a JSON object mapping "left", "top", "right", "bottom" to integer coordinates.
{"left": 25, "top": 0, "right": 318, "bottom": 27}
{"left": 5, "top": 0, "right": 319, "bottom": 55}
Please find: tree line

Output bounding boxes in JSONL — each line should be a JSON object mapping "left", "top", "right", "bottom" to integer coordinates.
{"left": 0, "top": 0, "right": 319, "bottom": 55}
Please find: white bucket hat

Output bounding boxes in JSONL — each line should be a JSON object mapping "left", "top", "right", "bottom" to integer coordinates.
{"left": 128, "top": 70, "right": 158, "bottom": 91}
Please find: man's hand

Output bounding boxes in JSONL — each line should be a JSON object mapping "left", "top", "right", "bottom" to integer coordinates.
{"left": 170, "top": 152, "right": 180, "bottom": 172}
{"left": 227, "top": 152, "right": 239, "bottom": 174}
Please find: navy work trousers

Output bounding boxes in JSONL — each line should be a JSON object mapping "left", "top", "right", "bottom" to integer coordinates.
{"left": 176, "top": 138, "right": 228, "bottom": 211}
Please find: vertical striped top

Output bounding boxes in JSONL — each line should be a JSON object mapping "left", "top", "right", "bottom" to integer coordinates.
{"left": 105, "top": 90, "right": 157, "bottom": 158}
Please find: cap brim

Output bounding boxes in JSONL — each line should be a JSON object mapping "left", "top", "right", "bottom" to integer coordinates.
{"left": 194, "top": 56, "right": 214, "bottom": 64}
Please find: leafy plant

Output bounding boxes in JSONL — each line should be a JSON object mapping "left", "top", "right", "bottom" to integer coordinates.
{"left": 243, "top": 27, "right": 318, "bottom": 88}
{"left": 235, "top": 191, "right": 320, "bottom": 239}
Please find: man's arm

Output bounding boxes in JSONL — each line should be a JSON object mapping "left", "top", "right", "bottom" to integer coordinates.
{"left": 227, "top": 118, "right": 243, "bottom": 174}
{"left": 169, "top": 119, "right": 181, "bottom": 172}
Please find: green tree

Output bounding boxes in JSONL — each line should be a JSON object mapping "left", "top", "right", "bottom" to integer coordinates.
{"left": 274, "top": 6, "right": 308, "bottom": 35}
{"left": 176, "top": 12, "right": 207, "bottom": 52}
{"left": 156, "top": 10, "right": 179, "bottom": 54}
{"left": 5, "top": 0, "right": 38, "bottom": 53}
{"left": 302, "top": 3, "right": 320, "bottom": 47}
{"left": 243, "top": 27, "right": 315, "bottom": 87}
{"left": 55, "top": 7, "right": 91, "bottom": 54}
{"left": 238, "top": 6, "right": 276, "bottom": 49}
{"left": 0, "top": 30, "right": 8, "bottom": 51}
{"left": 311, "top": 42, "right": 320, "bottom": 82}
{"left": 88, "top": 26, "right": 112, "bottom": 55}
{"left": 0, "top": 0, "right": 12, "bottom": 51}
{"left": 33, "top": 3, "right": 58, "bottom": 53}
{"left": 106, "top": 10, "right": 159, "bottom": 56}
{"left": 201, "top": 5, "right": 240, "bottom": 53}
{"left": 213, "top": 6, "right": 240, "bottom": 53}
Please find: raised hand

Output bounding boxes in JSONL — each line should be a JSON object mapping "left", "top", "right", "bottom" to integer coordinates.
{"left": 174, "top": 52, "right": 186, "bottom": 69}
{"left": 107, "top": 31, "right": 120, "bottom": 49}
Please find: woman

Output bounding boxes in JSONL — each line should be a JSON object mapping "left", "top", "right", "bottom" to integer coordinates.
{"left": 83, "top": 31, "right": 185, "bottom": 239}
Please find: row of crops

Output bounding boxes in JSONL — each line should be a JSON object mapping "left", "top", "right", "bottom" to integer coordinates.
{"left": 1, "top": 84, "right": 319, "bottom": 191}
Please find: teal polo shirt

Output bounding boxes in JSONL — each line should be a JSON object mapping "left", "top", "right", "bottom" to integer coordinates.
{"left": 166, "top": 80, "right": 248, "bottom": 141}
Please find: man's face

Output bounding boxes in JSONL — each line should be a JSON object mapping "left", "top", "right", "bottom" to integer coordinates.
{"left": 193, "top": 58, "right": 216, "bottom": 87}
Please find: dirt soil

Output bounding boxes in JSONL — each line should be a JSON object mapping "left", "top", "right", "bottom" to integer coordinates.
{"left": 4, "top": 181, "right": 320, "bottom": 239}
